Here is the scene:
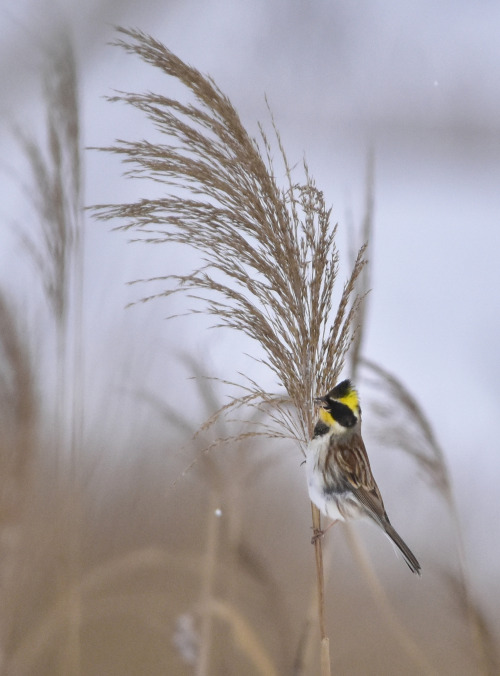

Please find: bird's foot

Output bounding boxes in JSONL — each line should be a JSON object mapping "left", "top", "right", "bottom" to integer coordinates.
{"left": 311, "top": 520, "right": 338, "bottom": 544}
{"left": 311, "top": 528, "right": 324, "bottom": 544}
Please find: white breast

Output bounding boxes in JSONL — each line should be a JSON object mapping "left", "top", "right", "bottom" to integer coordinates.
{"left": 305, "top": 434, "right": 347, "bottom": 522}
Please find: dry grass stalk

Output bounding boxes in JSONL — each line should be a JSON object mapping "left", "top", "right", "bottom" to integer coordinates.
{"left": 92, "top": 27, "right": 368, "bottom": 674}
{"left": 362, "top": 359, "right": 449, "bottom": 491}
{"left": 16, "top": 33, "right": 84, "bottom": 676}
{"left": 444, "top": 570, "right": 498, "bottom": 676}
{"left": 344, "top": 524, "right": 440, "bottom": 675}
{"left": 290, "top": 162, "right": 434, "bottom": 673}
{"left": 362, "top": 358, "right": 497, "bottom": 675}
{"left": 0, "top": 291, "right": 38, "bottom": 670}
{"left": 143, "top": 357, "right": 284, "bottom": 673}
{"left": 206, "top": 599, "right": 278, "bottom": 676}
{"left": 0, "top": 292, "right": 37, "bottom": 504}
{"left": 348, "top": 150, "right": 374, "bottom": 379}
{"left": 290, "top": 155, "right": 373, "bottom": 675}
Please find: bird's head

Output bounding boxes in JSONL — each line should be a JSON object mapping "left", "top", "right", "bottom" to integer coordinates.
{"left": 314, "top": 379, "right": 360, "bottom": 429}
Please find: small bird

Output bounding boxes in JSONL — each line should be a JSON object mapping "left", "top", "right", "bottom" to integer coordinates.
{"left": 306, "top": 379, "right": 421, "bottom": 575}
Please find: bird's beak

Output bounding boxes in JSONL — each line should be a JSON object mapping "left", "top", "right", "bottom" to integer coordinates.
{"left": 314, "top": 396, "right": 326, "bottom": 407}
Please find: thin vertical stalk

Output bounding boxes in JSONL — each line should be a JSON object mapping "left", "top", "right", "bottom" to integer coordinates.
{"left": 311, "top": 504, "right": 331, "bottom": 676}
{"left": 20, "top": 30, "right": 83, "bottom": 675}
{"left": 308, "top": 395, "right": 331, "bottom": 676}
{"left": 196, "top": 488, "right": 222, "bottom": 676}
{"left": 445, "top": 486, "right": 494, "bottom": 676}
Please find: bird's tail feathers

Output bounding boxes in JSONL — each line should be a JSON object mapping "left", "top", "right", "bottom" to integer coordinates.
{"left": 384, "top": 522, "right": 421, "bottom": 576}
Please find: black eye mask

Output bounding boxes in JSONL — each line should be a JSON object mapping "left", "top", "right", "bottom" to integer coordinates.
{"left": 326, "top": 399, "right": 357, "bottom": 428}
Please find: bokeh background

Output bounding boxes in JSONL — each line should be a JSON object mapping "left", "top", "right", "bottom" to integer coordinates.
{"left": 0, "top": 1, "right": 499, "bottom": 674}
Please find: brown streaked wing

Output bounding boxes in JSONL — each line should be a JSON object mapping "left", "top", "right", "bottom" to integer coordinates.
{"left": 333, "top": 433, "right": 374, "bottom": 488}
{"left": 333, "top": 434, "right": 388, "bottom": 521}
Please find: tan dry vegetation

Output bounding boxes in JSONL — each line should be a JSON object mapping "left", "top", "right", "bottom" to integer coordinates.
{"left": 0, "top": 25, "right": 497, "bottom": 676}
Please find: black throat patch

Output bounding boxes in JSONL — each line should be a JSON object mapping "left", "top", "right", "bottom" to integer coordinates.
{"left": 313, "top": 420, "right": 330, "bottom": 438}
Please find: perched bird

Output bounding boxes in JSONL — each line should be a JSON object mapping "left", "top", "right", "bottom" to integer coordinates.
{"left": 306, "top": 379, "right": 421, "bottom": 575}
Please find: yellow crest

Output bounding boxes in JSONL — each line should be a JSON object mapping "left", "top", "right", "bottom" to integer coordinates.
{"left": 338, "top": 387, "right": 359, "bottom": 414}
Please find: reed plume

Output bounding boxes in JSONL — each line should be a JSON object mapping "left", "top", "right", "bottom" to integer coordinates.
{"left": 93, "top": 27, "right": 366, "bottom": 445}
{"left": 92, "top": 27, "right": 366, "bottom": 673}
{"left": 18, "top": 33, "right": 81, "bottom": 326}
